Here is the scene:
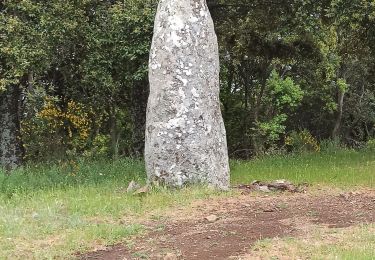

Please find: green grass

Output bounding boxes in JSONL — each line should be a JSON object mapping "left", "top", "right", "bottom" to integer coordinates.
{"left": 0, "top": 184, "right": 222, "bottom": 259}
{"left": 250, "top": 224, "right": 375, "bottom": 260}
{"left": 0, "top": 149, "right": 374, "bottom": 259}
{"left": 231, "top": 149, "right": 375, "bottom": 187}
{"left": 0, "top": 158, "right": 146, "bottom": 198}
{"left": 0, "top": 159, "right": 226, "bottom": 259}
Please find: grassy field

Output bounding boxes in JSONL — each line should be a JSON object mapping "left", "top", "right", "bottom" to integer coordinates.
{"left": 0, "top": 149, "right": 374, "bottom": 259}
{"left": 250, "top": 224, "right": 375, "bottom": 260}
{"left": 231, "top": 149, "right": 375, "bottom": 187}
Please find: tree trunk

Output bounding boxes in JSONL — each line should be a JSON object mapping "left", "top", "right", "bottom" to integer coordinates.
{"left": 332, "top": 88, "right": 345, "bottom": 139}
{"left": 145, "top": 0, "right": 230, "bottom": 189}
{"left": 109, "top": 105, "right": 119, "bottom": 160}
{"left": 130, "top": 81, "right": 148, "bottom": 157}
{"left": 0, "top": 85, "right": 23, "bottom": 172}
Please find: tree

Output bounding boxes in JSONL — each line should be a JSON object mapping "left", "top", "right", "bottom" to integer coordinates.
{"left": 0, "top": 0, "right": 48, "bottom": 170}
{"left": 0, "top": 86, "right": 24, "bottom": 171}
{"left": 81, "top": 1, "right": 156, "bottom": 157}
{"left": 211, "top": 0, "right": 315, "bottom": 156}
{"left": 1, "top": 0, "right": 375, "bottom": 165}
{"left": 145, "top": 0, "right": 230, "bottom": 189}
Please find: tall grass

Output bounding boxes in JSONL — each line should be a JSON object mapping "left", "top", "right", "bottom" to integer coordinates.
{"left": 0, "top": 158, "right": 146, "bottom": 198}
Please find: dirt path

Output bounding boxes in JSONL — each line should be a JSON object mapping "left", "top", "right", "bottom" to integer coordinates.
{"left": 78, "top": 190, "right": 375, "bottom": 260}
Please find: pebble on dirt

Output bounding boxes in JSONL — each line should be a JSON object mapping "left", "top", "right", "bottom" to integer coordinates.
{"left": 205, "top": 214, "right": 219, "bottom": 223}
{"left": 163, "top": 252, "right": 179, "bottom": 260}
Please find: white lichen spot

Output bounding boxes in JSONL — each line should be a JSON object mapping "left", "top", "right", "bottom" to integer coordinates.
{"left": 169, "top": 31, "right": 182, "bottom": 47}
{"left": 181, "top": 78, "right": 188, "bottom": 86}
{"left": 200, "top": 9, "right": 207, "bottom": 17}
{"left": 205, "top": 124, "right": 212, "bottom": 135}
{"left": 166, "top": 117, "right": 185, "bottom": 129}
{"left": 175, "top": 172, "right": 184, "bottom": 186}
{"left": 168, "top": 15, "right": 185, "bottom": 30}
{"left": 191, "top": 87, "right": 199, "bottom": 98}
{"left": 176, "top": 104, "right": 188, "bottom": 117}
{"left": 151, "top": 63, "right": 161, "bottom": 70}
{"left": 189, "top": 16, "right": 199, "bottom": 23}
{"left": 151, "top": 50, "right": 157, "bottom": 59}
{"left": 176, "top": 75, "right": 188, "bottom": 86}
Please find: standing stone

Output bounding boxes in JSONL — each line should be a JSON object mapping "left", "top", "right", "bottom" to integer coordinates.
{"left": 145, "top": 0, "right": 230, "bottom": 189}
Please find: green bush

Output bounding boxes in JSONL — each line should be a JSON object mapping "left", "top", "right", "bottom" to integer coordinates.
{"left": 285, "top": 130, "right": 320, "bottom": 153}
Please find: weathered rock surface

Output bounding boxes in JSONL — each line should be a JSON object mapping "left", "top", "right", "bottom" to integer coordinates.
{"left": 145, "top": 0, "right": 230, "bottom": 189}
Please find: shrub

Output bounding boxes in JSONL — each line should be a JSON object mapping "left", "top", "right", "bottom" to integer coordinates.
{"left": 285, "top": 130, "right": 320, "bottom": 153}
{"left": 21, "top": 93, "right": 95, "bottom": 160}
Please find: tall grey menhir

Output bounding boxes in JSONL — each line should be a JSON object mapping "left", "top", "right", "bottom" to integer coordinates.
{"left": 145, "top": 0, "right": 230, "bottom": 189}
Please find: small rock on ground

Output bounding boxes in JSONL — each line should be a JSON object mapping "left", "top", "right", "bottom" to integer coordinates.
{"left": 126, "top": 181, "right": 141, "bottom": 193}
{"left": 205, "top": 214, "right": 219, "bottom": 223}
{"left": 163, "top": 252, "right": 178, "bottom": 260}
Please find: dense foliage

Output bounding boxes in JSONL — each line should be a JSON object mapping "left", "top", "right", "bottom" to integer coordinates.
{"left": 1, "top": 0, "right": 374, "bottom": 165}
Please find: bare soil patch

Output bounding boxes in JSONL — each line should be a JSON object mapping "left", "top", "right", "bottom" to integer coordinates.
{"left": 78, "top": 190, "right": 375, "bottom": 260}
